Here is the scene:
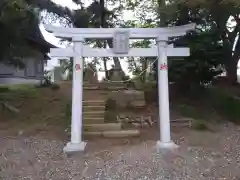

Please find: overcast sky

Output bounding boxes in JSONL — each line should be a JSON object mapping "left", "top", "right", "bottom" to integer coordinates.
{"left": 42, "top": 0, "right": 134, "bottom": 75}
{"left": 44, "top": 0, "right": 240, "bottom": 78}
{"left": 41, "top": 0, "right": 134, "bottom": 47}
{"left": 41, "top": 0, "right": 85, "bottom": 70}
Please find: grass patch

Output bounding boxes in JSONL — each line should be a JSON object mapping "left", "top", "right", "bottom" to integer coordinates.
{"left": 191, "top": 119, "right": 209, "bottom": 131}
{"left": 176, "top": 103, "right": 204, "bottom": 120}
{"left": 0, "top": 84, "right": 39, "bottom": 101}
{"left": 208, "top": 88, "right": 240, "bottom": 123}
{"left": 0, "top": 84, "right": 69, "bottom": 134}
{"left": 174, "top": 87, "right": 240, "bottom": 124}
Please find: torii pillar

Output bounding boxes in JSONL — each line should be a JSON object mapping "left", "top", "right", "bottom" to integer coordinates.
{"left": 156, "top": 36, "right": 178, "bottom": 152}
{"left": 63, "top": 36, "right": 86, "bottom": 152}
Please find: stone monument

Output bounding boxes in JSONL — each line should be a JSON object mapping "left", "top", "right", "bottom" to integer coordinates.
{"left": 84, "top": 63, "right": 98, "bottom": 83}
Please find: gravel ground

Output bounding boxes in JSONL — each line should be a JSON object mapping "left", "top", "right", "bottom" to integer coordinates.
{"left": 0, "top": 123, "right": 240, "bottom": 180}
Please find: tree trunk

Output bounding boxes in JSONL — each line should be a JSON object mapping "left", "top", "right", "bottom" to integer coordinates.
{"left": 154, "top": 0, "right": 167, "bottom": 106}
{"left": 142, "top": 58, "right": 147, "bottom": 83}
{"left": 106, "top": 40, "right": 122, "bottom": 70}
{"left": 157, "top": 0, "right": 167, "bottom": 27}
{"left": 100, "top": 0, "right": 123, "bottom": 71}
{"left": 225, "top": 57, "right": 238, "bottom": 85}
{"left": 155, "top": 0, "right": 167, "bottom": 81}
{"left": 100, "top": 0, "right": 108, "bottom": 77}
{"left": 225, "top": 35, "right": 240, "bottom": 85}
{"left": 103, "top": 57, "right": 108, "bottom": 78}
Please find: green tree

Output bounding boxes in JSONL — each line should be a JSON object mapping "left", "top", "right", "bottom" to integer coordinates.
{"left": 0, "top": 0, "right": 70, "bottom": 66}
{"left": 148, "top": 0, "right": 240, "bottom": 88}
{"left": 164, "top": 0, "right": 240, "bottom": 84}
{"left": 0, "top": 0, "right": 38, "bottom": 64}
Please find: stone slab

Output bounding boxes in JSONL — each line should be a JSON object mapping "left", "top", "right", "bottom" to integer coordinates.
{"left": 83, "top": 117, "right": 105, "bottom": 124}
{"left": 63, "top": 141, "right": 87, "bottom": 153}
{"left": 83, "top": 131, "right": 102, "bottom": 136}
{"left": 84, "top": 123, "right": 122, "bottom": 132}
{"left": 102, "top": 130, "right": 140, "bottom": 138}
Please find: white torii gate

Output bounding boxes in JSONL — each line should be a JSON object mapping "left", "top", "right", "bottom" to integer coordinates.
{"left": 45, "top": 24, "right": 195, "bottom": 153}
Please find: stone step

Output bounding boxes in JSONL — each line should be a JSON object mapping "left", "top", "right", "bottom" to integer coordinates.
{"left": 83, "top": 105, "right": 105, "bottom": 111}
{"left": 84, "top": 90, "right": 108, "bottom": 95}
{"left": 83, "top": 129, "right": 140, "bottom": 137}
{"left": 83, "top": 111, "right": 105, "bottom": 118}
{"left": 102, "top": 87, "right": 126, "bottom": 90}
{"left": 83, "top": 117, "right": 105, "bottom": 124}
{"left": 83, "top": 100, "right": 105, "bottom": 106}
{"left": 171, "top": 118, "right": 192, "bottom": 127}
{"left": 83, "top": 82, "right": 100, "bottom": 86}
{"left": 103, "top": 130, "right": 140, "bottom": 138}
{"left": 84, "top": 123, "right": 122, "bottom": 132}
{"left": 84, "top": 87, "right": 125, "bottom": 91}
{"left": 83, "top": 94, "right": 107, "bottom": 100}
{"left": 84, "top": 86, "right": 100, "bottom": 90}
{"left": 84, "top": 131, "right": 102, "bottom": 136}
{"left": 99, "top": 82, "right": 125, "bottom": 85}
{"left": 83, "top": 83, "right": 125, "bottom": 90}
{"left": 83, "top": 83, "right": 101, "bottom": 89}
{"left": 100, "top": 86, "right": 125, "bottom": 90}
{"left": 99, "top": 83, "right": 126, "bottom": 90}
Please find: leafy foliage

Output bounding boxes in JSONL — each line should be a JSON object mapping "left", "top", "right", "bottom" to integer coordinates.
{"left": 149, "top": 0, "right": 240, "bottom": 88}
{"left": 1, "top": 0, "right": 240, "bottom": 86}
{"left": 0, "top": 0, "right": 72, "bottom": 66}
{"left": 166, "top": 0, "right": 240, "bottom": 84}
{"left": 0, "top": 0, "right": 39, "bottom": 64}
{"left": 169, "top": 32, "right": 225, "bottom": 87}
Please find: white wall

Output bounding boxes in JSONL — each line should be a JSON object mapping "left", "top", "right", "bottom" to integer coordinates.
{"left": 0, "top": 78, "right": 40, "bottom": 85}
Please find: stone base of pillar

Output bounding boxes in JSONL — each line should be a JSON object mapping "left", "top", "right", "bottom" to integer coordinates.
{"left": 63, "top": 141, "right": 87, "bottom": 153}
{"left": 156, "top": 140, "right": 179, "bottom": 154}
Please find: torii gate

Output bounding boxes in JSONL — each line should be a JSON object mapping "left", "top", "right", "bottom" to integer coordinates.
{"left": 45, "top": 24, "right": 195, "bottom": 153}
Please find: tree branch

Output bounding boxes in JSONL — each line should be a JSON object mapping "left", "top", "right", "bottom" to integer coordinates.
{"left": 233, "top": 33, "right": 240, "bottom": 61}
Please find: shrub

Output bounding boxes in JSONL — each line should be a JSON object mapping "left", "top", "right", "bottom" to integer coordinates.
{"left": 213, "top": 95, "right": 240, "bottom": 123}
{"left": 105, "top": 98, "right": 117, "bottom": 111}
{"left": 191, "top": 119, "right": 209, "bottom": 131}
{"left": 104, "top": 111, "right": 117, "bottom": 123}
{"left": 105, "top": 98, "right": 117, "bottom": 123}
{"left": 35, "top": 77, "right": 52, "bottom": 88}
{"left": 51, "top": 84, "right": 60, "bottom": 90}
{"left": 0, "top": 86, "right": 10, "bottom": 93}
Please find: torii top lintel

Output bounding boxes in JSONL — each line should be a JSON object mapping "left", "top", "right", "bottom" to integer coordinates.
{"left": 44, "top": 23, "right": 196, "bottom": 40}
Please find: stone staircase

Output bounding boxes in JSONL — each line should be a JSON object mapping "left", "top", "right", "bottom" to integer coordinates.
{"left": 83, "top": 100, "right": 105, "bottom": 124}
{"left": 60, "top": 81, "right": 191, "bottom": 136}
{"left": 83, "top": 82, "right": 140, "bottom": 137}
{"left": 83, "top": 82, "right": 126, "bottom": 90}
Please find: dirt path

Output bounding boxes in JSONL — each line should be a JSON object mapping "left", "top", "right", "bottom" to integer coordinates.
{"left": 0, "top": 122, "right": 240, "bottom": 180}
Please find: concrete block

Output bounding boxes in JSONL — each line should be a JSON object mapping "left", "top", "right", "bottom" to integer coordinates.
{"left": 84, "top": 123, "right": 122, "bottom": 132}
{"left": 83, "top": 105, "right": 105, "bottom": 111}
{"left": 83, "top": 100, "right": 105, "bottom": 106}
{"left": 83, "top": 117, "right": 105, "bottom": 124}
{"left": 102, "top": 130, "right": 140, "bottom": 138}
{"left": 83, "top": 111, "right": 105, "bottom": 118}
{"left": 83, "top": 131, "right": 102, "bottom": 136}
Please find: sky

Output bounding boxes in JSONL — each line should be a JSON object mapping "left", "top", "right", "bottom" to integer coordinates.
{"left": 42, "top": 0, "right": 240, "bottom": 79}
{"left": 40, "top": 0, "right": 77, "bottom": 70}
{"left": 41, "top": 0, "right": 135, "bottom": 79}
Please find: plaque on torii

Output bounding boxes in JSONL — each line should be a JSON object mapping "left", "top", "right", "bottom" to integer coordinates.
{"left": 113, "top": 30, "right": 130, "bottom": 54}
